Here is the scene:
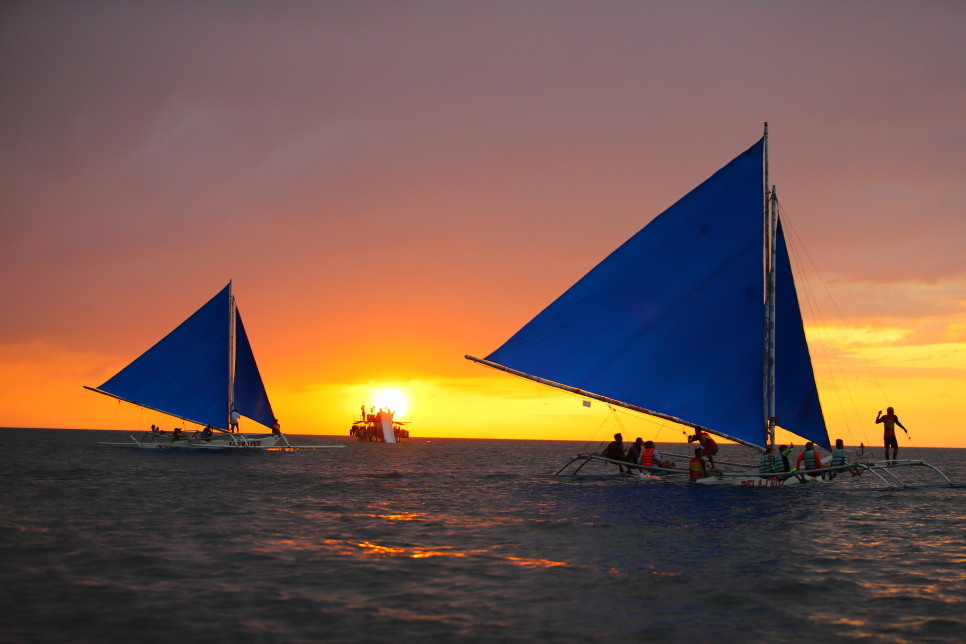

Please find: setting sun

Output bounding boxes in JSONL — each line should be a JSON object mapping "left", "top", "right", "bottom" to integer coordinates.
{"left": 372, "top": 389, "right": 408, "bottom": 416}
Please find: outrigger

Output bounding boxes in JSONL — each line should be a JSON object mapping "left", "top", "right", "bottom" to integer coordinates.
{"left": 89, "top": 282, "right": 343, "bottom": 451}
{"left": 468, "top": 125, "right": 957, "bottom": 488}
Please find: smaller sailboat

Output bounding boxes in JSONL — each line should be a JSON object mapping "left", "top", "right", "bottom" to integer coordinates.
{"left": 89, "top": 282, "right": 342, "bottom": 451}
{"left": 468, "top": 124, "right": 957, "bottom": 490}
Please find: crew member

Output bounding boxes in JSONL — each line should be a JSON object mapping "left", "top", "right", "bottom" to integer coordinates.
{"left": 172, "top": 426, "right": 184, "bottom": 441}
{"left": 689, "top": 429, "right": 718, "bottom": 470}
{"left": 272, "top": 418, "right": 281, "bottom": 435}
{"left": 689, "top": 448, "right": 708, "bottom": 482}
{"left": 200, "top": 424, "right": 213, "bottom": 438}
{"left": 230, "top": 407, "right": 240, "bottom": 433}
{"left": 876, "top": 407, "right": 908, "bottom": 461}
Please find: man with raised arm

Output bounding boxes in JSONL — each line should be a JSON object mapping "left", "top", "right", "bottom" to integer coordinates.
{"left": 876, "top": 407, "right": 908, "bottom": 461}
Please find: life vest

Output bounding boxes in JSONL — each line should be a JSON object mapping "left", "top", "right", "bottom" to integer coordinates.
{"left": 880, "top": 414, "right": 897, "bottom": 436}
{"left": 803, "top": 449, "right": 820, "bottom": 470}
{"left": 830, "top": 448, "right": 848, "bottom": 467}
{"left": 759, "top": 453, "right": 774, "bottom": 474}
{"left": 642, "top": 447, "right": 656, "bottom": 466}
{"left": 689, "top": 457, "right": 704, "bottom": 481}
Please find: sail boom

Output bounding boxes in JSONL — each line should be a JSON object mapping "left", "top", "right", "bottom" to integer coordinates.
{"left": 465, "top": 355, "right": 765, "bottom": 451}
{"left": 83, "top": 386, "right": 216, "bottom": 429}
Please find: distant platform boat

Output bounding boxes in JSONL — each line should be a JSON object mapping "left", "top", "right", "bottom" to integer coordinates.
{"left": 350, "top": 408, "right": 410, "bottom": 442}
{"left": 88, "top": 282, "right": 342, "bottom": 451}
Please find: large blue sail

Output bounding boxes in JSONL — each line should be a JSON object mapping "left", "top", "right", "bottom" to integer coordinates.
{"left": 97, "top": 285, "right": 231, "bottom": 429}
{"left": 233, "top": 308, "right": 275, "bottom": 429}
{"left": 486, "top": 140, "right": 767, "bottom": 446}
{"left": 774, "top": 220, "right": 830, "bottom": 449}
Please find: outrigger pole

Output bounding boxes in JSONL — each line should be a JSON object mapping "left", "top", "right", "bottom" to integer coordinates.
{"left": 465, "top": 355, "right": 766, "bottom": 452}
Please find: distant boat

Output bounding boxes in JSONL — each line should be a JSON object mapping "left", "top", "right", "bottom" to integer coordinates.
{"left": 350, "top": 407, "right": 410, "bottom": 442}
{"left": 468, "top": 125, "right": 956, "bottom": 489}
{"left": 89, "top": 282, "right": 342, "bottom": 451}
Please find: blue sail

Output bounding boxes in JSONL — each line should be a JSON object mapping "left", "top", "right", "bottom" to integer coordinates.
{"left": 233, "top": 308, "right": 275, "bottom": 429}
{"left": 774, "top": 220, "right": 830, "bottom": 449}
{"left": 98, "top": 285, "right": 231, "bottom": 429}
{"left": 486, "top": 140, "right": 767, "bottom": 446}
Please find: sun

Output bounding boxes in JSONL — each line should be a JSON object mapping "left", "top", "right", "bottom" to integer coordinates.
{"left": 372, "top": 389, "right": 408, "bottom": 416}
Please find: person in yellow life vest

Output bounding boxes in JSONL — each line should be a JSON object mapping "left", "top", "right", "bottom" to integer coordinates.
{"left": 689, "top": 447, "right": 708, "bottom": 482}
{"left": 271, "top": 418, "right": 281, "bottom": 435}
{"left": 876, "top": 407, "right": 907, "bottom": 461}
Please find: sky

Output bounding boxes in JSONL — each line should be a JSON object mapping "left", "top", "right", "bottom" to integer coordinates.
{"left": 1, "top": 1, "right": 964, "bottom": 447}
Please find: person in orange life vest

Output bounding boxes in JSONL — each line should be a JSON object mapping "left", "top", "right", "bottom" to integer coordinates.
{"left": 876, "top": 407, "right": 907, "bottom": 461}
{"left": 271, "top": 418, "right": 281, "bottom": 435}
{"left": 641, "top": 440, "right": 675, "bottom": 468}
{"left": 688, "top": 428, "right": 718, "bottom": 469}
{"left": 689, "top": 447, "right": 708, "bottom": 482}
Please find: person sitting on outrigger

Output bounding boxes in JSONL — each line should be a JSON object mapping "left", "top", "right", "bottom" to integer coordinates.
{"left": 876, "top": 407, "right": 908, "bottom": 461}
{"left": 827, "top": 438, "right": 860, "bottom": 479}
{"left": 641, "top": 440, "right": 675, "bottom": 468}
{"left": 200, "top": 424, "right": 213, "bottom": 439}
{"left": 795, "top": 441, "right": 824, "bottom": 482}
{"left": 688, "top": 429, "right": 718, "bottom": 470}
{"left": 600, "top": 433, "right": 628, "bottom": 473}
{"left": 172, "top": 426, "right": 184, "bottom": 442}
{"left": 759, "top": 446, "right": 776, "bottom": 475}
{"left": 625, "top": 437, "right": 644, "bottom": 470}
{"left": 689, "top": 447, "right": 709, "bottom": 482}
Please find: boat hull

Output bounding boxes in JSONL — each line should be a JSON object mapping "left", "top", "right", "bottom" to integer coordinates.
{"left": 134, "top": 433, "right": 283, "bottom": 450}
{"left": 695, "top": 474, "right": 824, "bottom": 486}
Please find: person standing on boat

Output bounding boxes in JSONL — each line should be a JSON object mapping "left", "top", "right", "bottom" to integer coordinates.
{"left": 876, "top": 407, "right": 907, "bottom": 461}
{"left": 601, "top": 433, "right": 628, "bottom": 472}
{"left": 689, "top": 448, "right": 708, "bottom": 482}
{"left": 688, "top": 429, "right": 718, "bottom": 470}
{"left": 230, "top": 407, "right": 240, "bottom": 433}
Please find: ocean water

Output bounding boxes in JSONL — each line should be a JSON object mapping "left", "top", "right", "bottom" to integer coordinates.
{"left": 2, "top": 428, "right": 964, "bottom": 644}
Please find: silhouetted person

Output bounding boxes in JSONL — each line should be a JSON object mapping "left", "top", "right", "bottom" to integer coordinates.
{"left": 876, "top": 407, "right": 908, "bottom": 461}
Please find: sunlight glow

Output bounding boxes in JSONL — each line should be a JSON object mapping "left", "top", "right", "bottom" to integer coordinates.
{"left": 372, "top": 388, "right": 408, "bottom": 416}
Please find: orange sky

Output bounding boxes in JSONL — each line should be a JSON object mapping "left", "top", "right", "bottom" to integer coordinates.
{"left": 1, "top": 3, "right": 964, "bottom": 447}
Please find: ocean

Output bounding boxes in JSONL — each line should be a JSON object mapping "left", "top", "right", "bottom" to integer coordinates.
{"left": 2, "top": 428, "right": 964, "bottom": 643}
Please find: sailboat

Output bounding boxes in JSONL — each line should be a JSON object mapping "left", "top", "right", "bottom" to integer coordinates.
{"left": 467, "top": 125, "right": 955, "bottom": 489}
{"left": 89, "top": 282, "right": 342, "bottom": 451}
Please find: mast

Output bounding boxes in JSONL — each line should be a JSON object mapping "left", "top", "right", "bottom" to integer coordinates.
{"left": 762, "top": 122, "right": 773, "bottom": 445}
{"left": 228, "top": 279, "right": 236, "bottom": 427}
{"left": 767, "top": 187, "right": 778, "bottom": 447}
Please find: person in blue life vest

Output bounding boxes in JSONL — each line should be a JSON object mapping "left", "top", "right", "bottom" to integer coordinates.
{"left": 689, "top": 448, "right": 709, "bottom": 482}
{"left": 827, "top": 438, "right": 861, "bottom": 480}
{"left": 688, "top": 428, "right": 718, "bottom": 470}
{"left": 759, "top": 446, "right": 776, "bottom": 475}
{"left": 876, "top": 407, "right": 908, "bottom": 461}
{"left": 795, "top": 441, "right": 824, "bottom": 482}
